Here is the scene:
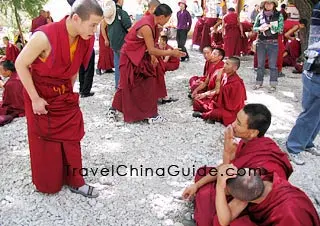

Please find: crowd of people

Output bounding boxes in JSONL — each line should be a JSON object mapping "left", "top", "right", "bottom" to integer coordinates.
{"left": 0, "top": 0, "right": 319, "bottom": 225}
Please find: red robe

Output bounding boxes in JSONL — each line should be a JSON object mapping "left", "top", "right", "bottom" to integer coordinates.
{"left": 97, "top": 26, "right": 114, "bottom": 71}
{"left": 211, "top": 32, "right": 224, "bottom": 49}
{"left": 5, "top": 43, "right": 20, "bottom": 63}
{"left": 223, "top": 13, "right": 241, "bottom": 57}
{"left": 283, "top": 39, "right": 301, "bottom": 66}
{"left": 112, "top": 15, "right": 158, "bottom": 122}
{"left": 201, "top": 72, "right": 247, "bottom": 126}
{"left": 30, "top": 16, "right": 48, "bottom": 33}
{"left": 155, "top": 43, "right": 180, "bottom": 72}
{"left": 194, "top": 137, "right": 293, "bottom": 226}
{"left": 200, "top": 18, "right": 218, "bottom": 51}
{"left": 240, "top": 21, "right": 253, "bottom": 55}
{"left": 189, "top": 61, "right": 224, "bottom": 93}
{"left": 248, "top": 173, "right": 320, "bottom": 226}
{"left": 193, "top": 17, "right": 206, "bottom": 46}
{"left": 0, "top": 72, "right": 25, "bottom": 126}
{"left": 25, "top": 16, "right": 94, "bottom": 193}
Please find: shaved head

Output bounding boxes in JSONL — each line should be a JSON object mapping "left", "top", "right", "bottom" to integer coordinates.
{"left": 148, "top": 0, "right": 161, "bottom": 7}
{"left": 229, "top": 56, "right": 241, "bottom": 70}
{"left": 70, "top": 0, "right": 103, "bottom": 21}
{"left": 226, "top": 168, "right": 264, "bottom": 201}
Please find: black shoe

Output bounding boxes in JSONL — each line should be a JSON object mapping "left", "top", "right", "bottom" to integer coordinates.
{"left": 292, "top": 69, "right": 301, "bottom": 74}
{"left": 96, "top": 69, "right": 102, "bottom": 75}
{"left": 206, "top": 119, "right": 216, "bottom": 124}
{"left": 160, "top": 97, "right": 179, "bottom": 104}
{"left": 81, "top": 92, "right": 95, "bottom": 98}
{"left": 188, "top": 93, "right": 192, "bottom": 99}
{"left": 278, "top": 72, "right": 285, "bottom": 78}
{"left": 192, "top": 111, "right": 202, "bottom": 118}
{"left": 105, "top": 69, "right": 115, "bottom": 73}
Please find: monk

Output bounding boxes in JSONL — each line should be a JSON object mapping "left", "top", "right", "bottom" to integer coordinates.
{"left": 0, "top": 60, "right": 25, "bottom": 126}
{"left": 210, "top": 19, "right": 223, "bottom": 49}
{"left": 156, "top": 35, "right": 180, "bottom": 72}
{"left": 192, "top": 17, "right": 206, "bottom": 47}
{"left": 190, "top": 47, "right": 225, "bottom": 97}
{"left": 200, "top": 17, "right": 218, "bottom": 51}
{"left": 189, "top": 46, "right": 214, "bottom": 93}
{"left": 3, "top": 37, "right": 20, "bottom": 63}
{"left": 193, "top": 57, "right": 246, "bottom": 126}
{"left": 15, "top": 0, "right": 103, "bottom": 197}
{"left": 145, "top": 0, "right": 161, "bottom": 16}
{"left": 108, "top": 4, "right": 185, "bottom": 124}
{"left": 222, "top": 8, "right": 244, "bottom": 58}
{"left": 30, "top": 10, "right": 48, "bottom": 33}
{"left": 182, "top": 104, "right": 293, "bottom": 226}
{"left": 215, "top": 167, "right": 320, "bottom": 226}
{"left": 96, "top": 19, "right": 114, "bottom": 75}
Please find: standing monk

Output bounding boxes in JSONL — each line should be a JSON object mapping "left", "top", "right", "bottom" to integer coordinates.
{"left": 3, "top": 37, "right": 20, "bottom": 63}
{"left": 30, "top": 10, "right": 48, "bottom": 34}
{"left": 96, "top": 19, "right": 114, "bottom": 75}
{"left": 108, "top": 4, "right": 185, "bottom": 123}
{"left": 222, "top": 8, "right": 244, "bottom": 58}
{"left": 15, "top": 0, "right": 103, "bottom": 197}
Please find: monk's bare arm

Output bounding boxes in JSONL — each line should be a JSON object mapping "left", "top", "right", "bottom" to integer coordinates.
{"left": 284, "top": 25, "right": 299, "bottom": 40}
{"left": 238, "top": 18, "right": 244, "bottom": 36}
{"left": 193, "top": 74, "right": 210, "bottom": 94}
{"left": 15, "top": 32, "right": 50, "bottom": 101}
{"left": 139, "top": 25, "right": 184, "bottom": 58}
{"left": 0, "top": 80, "right": 4, "bottom": 88}
{"left": 100, "top": 20, "right": 109, "bottom": 45}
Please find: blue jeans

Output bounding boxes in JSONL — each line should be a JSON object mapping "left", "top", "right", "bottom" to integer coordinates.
{"left": 113, "top": 50, "right": 120, "bottom": 89}
{"left": 256, "top": 39, "right": 279, "bottom": 87}
{"left": 286, "top": 71, "right": 320, "bottom": 154}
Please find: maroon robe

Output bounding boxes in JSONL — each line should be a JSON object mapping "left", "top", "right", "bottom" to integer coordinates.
{"left": 30, "top": 16, "right": 48, "bottom": 33}
{"left": 112, "top": 15, "right": 158, "bottom": 122}
{"left": 156, "top": 44, "right": 180, "bottom": 72}
{"left": 189, "top": 60, "right": 224, "bottom": 93}
{"left": 200, "top": 18, "right": 218, "bottom": 51}
{"left": 193, "top": 17, "right": 206, "bottom": 46}
{"left": 283, "top": 39, "right": 301, "bottom": 66}
{"left": 248, "top": 173, "right": 320, "bottom": 226}
{"left": 5, "top": 43, "right": 20, "bottom": 63}
{"left": 223, "top": 13, "right": 241, "bottom": 57}
{"left": 97, "top": 26, "right": 114, "bottom": 71}
{"left": 211, "top": 32, "right": 224, "bottom": 49}
{"left": 0, "top": 72, "right": 25, "bottom": 126}
{"left": 194, "top": 137, "right": 293, "bottom": 226}
{"left": 239, "top": 21, "right": 253, "bottom": 55}
{"left": 201, "top": 72, "right": 246, "bottom": 126}
{"left": 25, "top": 16, "right": 93, "bottom": 193}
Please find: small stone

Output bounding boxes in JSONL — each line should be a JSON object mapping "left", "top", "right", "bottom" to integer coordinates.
{"left": 184, "top": 212, "right": 192, "bottom": 221}
{"left": 164, "top": 219, "right": 174, "bottom": 225}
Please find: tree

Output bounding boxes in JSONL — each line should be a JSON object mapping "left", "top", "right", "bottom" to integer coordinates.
{"left": 0, "top": 0, "right": 49, "bottom": 44}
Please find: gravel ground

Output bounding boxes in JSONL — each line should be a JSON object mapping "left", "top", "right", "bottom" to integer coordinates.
{"left": 0, "top": 40, "right": 319, "bottom": 225}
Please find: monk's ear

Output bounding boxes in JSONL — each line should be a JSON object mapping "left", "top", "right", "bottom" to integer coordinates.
{"left": 248, "top": 129, "right": 259, "bottom": 139}
{"left": 71, "top": 13, "right": 81, "bottom": 23}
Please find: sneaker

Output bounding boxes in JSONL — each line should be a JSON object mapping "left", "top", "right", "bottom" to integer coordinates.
{"left": 305, "top": 147, "right": 320, "bottom": 156}
{"left": 253, "top": 84, "right": 263, "bottom": 90}
{"left": 96, "top": 69, "right": 102, "bottom": 75}
{"left": 106, "top": 109, "right": 117, "bottom": 122}
{"left": 268, "top": 86, "right": 276, "bottom": 93}
{"left": 147, "top": 115, "right": 167, "bottom": 124}
{"left": 288, "top": 153, "right": 305, "bottom": 165}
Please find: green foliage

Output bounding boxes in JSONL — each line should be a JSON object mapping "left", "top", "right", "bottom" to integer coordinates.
{"left": 0, "top": 0, "right": 48, "bottom": 19}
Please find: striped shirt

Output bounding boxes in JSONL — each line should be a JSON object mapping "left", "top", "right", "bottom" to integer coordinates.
{"left": 308, "top": 2, "right": 320, "bottom": 50}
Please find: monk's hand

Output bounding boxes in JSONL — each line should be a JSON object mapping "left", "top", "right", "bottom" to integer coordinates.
{"left": 195, "top": 93, "right": 207, "bottom": 100}
{"left": 151, "top": 55, "right": 159, "bottom": 67}
{"left": 224, "top": 125, "right": 238, "bottom": 154}
{"left": 171, "top": 48, "right": 186, "bottom": 58}
{"left": 217, "top": 164, "right": 237, "bottom": 190}
{"left": 32, "top": 97, "right": 49, "bottom": 115}
{"left": 182, "top": 184, "right": 198, "bottom": 200}
{"left": 105, "top": 39, "right": 110, "bottom": 47}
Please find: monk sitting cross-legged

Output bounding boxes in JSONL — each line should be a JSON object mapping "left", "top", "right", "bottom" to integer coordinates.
{"left": 108, "top": 4, "right": 185, "bottom": 124}
{"left": 215, "top": 166, "right": 320, "bottom": 226}
{"left": 192, "top": 57, "right": 246, "bottom": 126}
{"left": 0, "top": 60, "right": 25, "bottom": 126}
{"left": 182, "top": 104, "right": 293, "bottom": 226}
{"left": 15, "top": 0, "right": 104, "bottom": 198}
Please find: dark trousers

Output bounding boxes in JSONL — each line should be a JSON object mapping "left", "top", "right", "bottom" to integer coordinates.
{"left": 79, "top": 50, "right": 95, "bottom": 94}
{"left": 176, "top": 29, "right": 189, "bottom": 60}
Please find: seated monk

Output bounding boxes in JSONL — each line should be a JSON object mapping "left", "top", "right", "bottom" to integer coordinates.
{"left": 109, "top": 4, "right": 185, "bottom": 124}
{"left": 210, "top": 19, "right": 224, "bottom": 49}
{"left": 156, "top": 35, "right": 180, "bottom": 72}
{"left": 215, "top": 166, "right": 320, "bottom": 226}
{"left": 189, "top": 46, "right": 214, "bottom": 93}
{"left": 182, "top": 104, "right": 293, "bottom": 226}
{"left": 191, "top": 48, "right": 225, "bottom": 98}
{"left": 192, "top": 57, "right": 246, "bottom": 126}
{"left": 0, "top": 60, "right": 25, "bottom": 126}
{"left": 3, "top": 37, "right": 20, "bottom": 63}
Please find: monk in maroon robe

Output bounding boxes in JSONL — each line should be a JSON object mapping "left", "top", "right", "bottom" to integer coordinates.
{"left": 183, "top": 104, "right": 293, "bottom": 226}
{"left": 110, "top": 4, "right": 185, "bottom": 123}
{"left": 193, "top": 17, "right": 206, "bottom": 46}
{"left": 239, "top": 21, "right": 253, "bottom": 55}
{"left": 156, "top": 36, "right": 180, "bottom": 72}
{"left": 15, "top": 0, "right": 103, "bottom": 197}
{"left": 215, "top": 169, "right": 320, "bottom": 226}
{"left": 193, "top": 57, "right": 247, "bottom": 126}
{"left": 97, "top": 20, "right": 114, "bottom": 74}
{"left": 190, "top": 47, "right": 225, "bottom": 96}
{"left": 200, "top": 18, "right": 218, "bottom": 51}
{"left": 0, "top": 60, "right": 24, "bottom": 126}
{"left": 222, "top": 8, "right": 243, "bottom": 57}
{"left": 210, "top": 19, "right": 223, "bottom": 49}
{"left": 30, "top": 10, "right": 48, "bottom": 33}
{"left": 3, "top": 37, "right": 20, "bottom": 63}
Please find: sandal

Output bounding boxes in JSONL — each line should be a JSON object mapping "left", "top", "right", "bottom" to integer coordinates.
{"left": 160, "top": 97, "right": 179, "bottom": 104}
{"left": 69, "top": 184, "right": 99, "bottom": 198}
